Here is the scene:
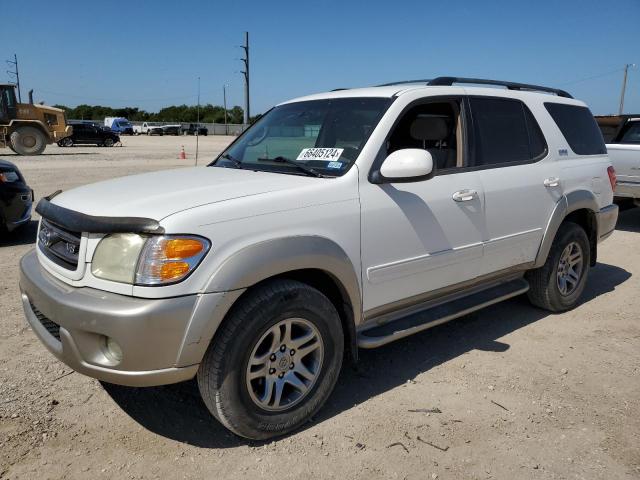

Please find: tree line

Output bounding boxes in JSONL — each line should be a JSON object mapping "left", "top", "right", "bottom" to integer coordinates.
{"left": 52, "top": 104, "right": 251, "bottom": 124}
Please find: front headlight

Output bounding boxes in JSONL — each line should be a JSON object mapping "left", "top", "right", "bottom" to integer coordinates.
{"left": 91, "top": 234, "right": 210, "bottom": 286}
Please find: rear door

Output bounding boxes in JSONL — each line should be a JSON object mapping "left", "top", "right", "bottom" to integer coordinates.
{"left": 467, "top": 96, "right": 562, "bottom": 274}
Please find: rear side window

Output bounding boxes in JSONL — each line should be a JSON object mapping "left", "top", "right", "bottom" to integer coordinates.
{"left": 469, "top": 97, "right": 546, "bottom": 167}
{"left": 544, "top": 103, "right": 606, "bottom": 155}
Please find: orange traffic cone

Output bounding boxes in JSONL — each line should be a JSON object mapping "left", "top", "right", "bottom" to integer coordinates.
{"left": 179, "top": 146, "right": 186, "bottom": 160}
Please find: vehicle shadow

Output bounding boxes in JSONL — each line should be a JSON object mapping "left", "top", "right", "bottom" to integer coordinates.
{"left": 615, "top": 205, "right": 640, "bottom": 233}
{"left": 102, "top": 262, "right": 630, "bottom": 449}
{"left": 0, "top": 220, "right": 38, "bottom": 247}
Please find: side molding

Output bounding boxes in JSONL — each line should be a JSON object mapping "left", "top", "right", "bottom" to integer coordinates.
{"left": 534, "top": 190, "right": 599, "bottom": 268}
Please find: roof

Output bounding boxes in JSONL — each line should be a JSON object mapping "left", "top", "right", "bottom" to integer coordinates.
{"left": 279, "top": 77, "right": 578, "bottom": 106}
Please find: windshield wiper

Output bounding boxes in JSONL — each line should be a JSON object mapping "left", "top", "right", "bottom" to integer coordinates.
{"left": 219, "top": 153, "right": 243, "bottom": 169}
{"left": 257, "top": 156, "right": 325, "bottom": 178}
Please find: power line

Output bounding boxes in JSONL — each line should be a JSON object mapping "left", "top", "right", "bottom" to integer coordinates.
{"left": 558, "top": 67, "right": 624, "bottom": 86}
{"left": 32, "top": 88, "right": 199, "bottom": 103}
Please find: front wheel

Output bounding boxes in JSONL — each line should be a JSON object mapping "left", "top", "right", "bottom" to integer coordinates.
{"left": 526, "top": 222, "right": 591, "bottom": 312}
{"left": 197, "top": 279, "right": 344, "bottom": 440}
{"left": 10, "top": 126, "right": 47, "bottom": 155}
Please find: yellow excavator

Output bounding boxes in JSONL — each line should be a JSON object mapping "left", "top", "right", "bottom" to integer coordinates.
{"left": 0, "top": 84, "right": 71, "bottom": 155}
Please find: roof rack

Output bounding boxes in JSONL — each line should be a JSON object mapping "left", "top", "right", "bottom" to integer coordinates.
{"left": 428, "top": 77, "right": 573, "bottom": 98}
{"left": 375, "top": 77, "right": 572, "bottom": 98}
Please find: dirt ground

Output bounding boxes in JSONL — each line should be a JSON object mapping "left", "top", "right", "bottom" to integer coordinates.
{"left": 1, "top": 136, "right": 639, "bottom": 479}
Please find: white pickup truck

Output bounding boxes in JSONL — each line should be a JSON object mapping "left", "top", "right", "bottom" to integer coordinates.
{"left": 597, "top": 117, "right": 640, "bottom": 206}
{"left": 132, "top": 122, "right": 164, "bottom": 136}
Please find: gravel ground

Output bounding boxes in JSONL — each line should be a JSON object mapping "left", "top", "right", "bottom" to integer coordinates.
{"left": 1, "top": 136, "right": 639, "bottom": 479}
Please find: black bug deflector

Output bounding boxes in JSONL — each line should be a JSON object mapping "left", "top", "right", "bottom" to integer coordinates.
{"left": 35, "top": 194, "right": 165, "bottom": 234}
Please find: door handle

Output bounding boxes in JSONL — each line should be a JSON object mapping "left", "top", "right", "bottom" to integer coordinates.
{"left": 544, "top": 177, "right": 560, "bottom": 187}
{"left": 452, "top": 189, "right": 478, "bottom": 202}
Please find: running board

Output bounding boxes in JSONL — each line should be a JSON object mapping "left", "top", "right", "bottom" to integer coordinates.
{"left": 357, "top": 278, "right": 529, "bottom": 349}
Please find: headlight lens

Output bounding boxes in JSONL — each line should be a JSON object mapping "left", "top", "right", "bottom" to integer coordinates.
{"left": 91, "top": 234, "right": 210, "bottom": 285}
{"left": 91, "top": 234, "right": 146, "bottom": 283}
{"left": 0, "top": 171, "right": 19, "bottom": 183}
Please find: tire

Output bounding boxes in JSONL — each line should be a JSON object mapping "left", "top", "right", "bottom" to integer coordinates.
{"left": 526, "top": 222, "right": 591, "bottom": 312}
{"left": 10, "top": 126, "right": 47, "bottom": 155}
{"left": 103, "top": 138, "right": 114, "bottom": 147}
{"left": 59, "top": 137, "right": 73, "bottom": 147}
{"left": 197, "top": 279, "right": 344, "bottom": 440}
{"left": 146, "top": 130, "right": 151, "bottom": 136}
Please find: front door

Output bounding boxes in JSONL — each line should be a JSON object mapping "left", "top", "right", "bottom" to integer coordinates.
{"left": 360, "top": 98, "right": 487, "bottom": 315}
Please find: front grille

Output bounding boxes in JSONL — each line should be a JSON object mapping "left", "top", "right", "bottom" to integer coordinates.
{"left": 29, "top": 301, "right": 61, "bottom": 342}
{"left": 38, "top": 218, "right": 81, "bottom": 270}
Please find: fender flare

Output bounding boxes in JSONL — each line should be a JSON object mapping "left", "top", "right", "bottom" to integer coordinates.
{"left": 178, "top": 236, "right": 362, "bottom": 366}
{"left": 533, "top": 190, "right": 599, "bottom": 268}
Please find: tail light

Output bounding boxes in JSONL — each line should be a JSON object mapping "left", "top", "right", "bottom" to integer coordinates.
{"left": 607, "top": 166, "right": 617, "bottom": 192}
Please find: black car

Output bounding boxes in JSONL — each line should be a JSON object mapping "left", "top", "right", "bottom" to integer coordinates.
{"left": 57, "top": 123, "right": 120, "bottom": 147}
{"left": 0, "top": 159, "right": 33, "bottom": 233}
{"left": 181, "top": 123, "right": 208, "bottom": 136}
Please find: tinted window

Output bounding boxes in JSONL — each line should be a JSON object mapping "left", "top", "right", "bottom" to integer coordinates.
{"left": 544, "top": 103, "right": 606, "bottom": 155}
{"left": 469, "top": 97, "right": 547, "bottom": 167}
{"left": 618, "top": 121, "right": 640, "bottom": 144}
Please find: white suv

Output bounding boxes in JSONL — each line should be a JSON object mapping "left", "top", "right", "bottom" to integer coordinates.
{"left": 20, "top": 77, "right": 618, "bottom": 440}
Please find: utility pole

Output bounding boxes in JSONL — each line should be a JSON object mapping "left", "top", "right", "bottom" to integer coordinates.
{"left": 223, "top": 84, "right": 229, "bottom": 135}
{"left": 619, "top": 63, "right": 636, "bottom": 115}
{"left": 195, "top": 76, "right": 200, "bottom": 166}
{"left": 240, "top": 31, "right": 250, "bottom": 125}
{"left": 6, "top": 54, "right": 21, "bottom": 103}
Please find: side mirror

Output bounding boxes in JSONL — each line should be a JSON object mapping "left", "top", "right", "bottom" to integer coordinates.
{"left": 371, "top": 149, "right": 434, "bottom": 184}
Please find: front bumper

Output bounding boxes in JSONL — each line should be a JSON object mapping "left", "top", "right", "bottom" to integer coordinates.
{"left": 596, "top": 204, "right": 618, "bottom": 242}
{"left": 19, "top": 249, "right": 202, "bottom": 386}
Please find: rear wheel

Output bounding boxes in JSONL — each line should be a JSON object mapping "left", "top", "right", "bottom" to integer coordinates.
{"left": 197, "top": 279, "right": 344, "bottom": 440}
{"left": 526, "top": 222, "right": 590, "bottom": 312}
{"left": 10, "top": 126, "right": 47, "bottom": 155}
{"left": 103, "top": 137, "right": 115, "bottom": 147}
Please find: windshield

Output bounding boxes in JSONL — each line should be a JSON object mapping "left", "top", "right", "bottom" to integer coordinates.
{"left": 211, "top": 97, "right": 392, "bottom": 176}
{"left": 119, "top": 121, "right": 131, "bottom": 127}
{"left": 148, "top": 122, "right": 162, "bottom": 126}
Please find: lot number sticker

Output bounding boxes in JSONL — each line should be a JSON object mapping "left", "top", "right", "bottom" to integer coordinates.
{"left": 297, "top": 148, "right": 344, "bottom": 162}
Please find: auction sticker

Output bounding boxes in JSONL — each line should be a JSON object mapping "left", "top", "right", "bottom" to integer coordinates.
{"left": 296, "top": 148, "right": 344, "bottom": 161}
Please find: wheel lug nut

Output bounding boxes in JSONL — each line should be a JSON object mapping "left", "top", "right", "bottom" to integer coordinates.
{"left": 269, "top": 368, "right": 275, "bottom": 375}
{"left": 289, "top": 363, "right": 294, "bottom": 369}
{"left": 278, "top": 372, "right": 284, "bottom": 379}
{"left": 280, "top": 345, "right": 286, "bottom": 352}
{"left": 290, "top": 349, "right": 295, "bottom": 355}
{"left": 270, "top": 354, "right": 276, "bottom": 361}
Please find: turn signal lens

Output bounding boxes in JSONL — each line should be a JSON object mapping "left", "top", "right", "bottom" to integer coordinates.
{"left": 160, "top": 262, "right": 191, "bottom": 280}
{"left": 165, "top": 239, "right": 204, "bottom": 259}
{"left": 135, "top": 235, "right": 210, "bottom": 286}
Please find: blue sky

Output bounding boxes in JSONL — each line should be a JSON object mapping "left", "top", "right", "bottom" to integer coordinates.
{"left": 2, "top": 0, "right": 638, "bottom": 115}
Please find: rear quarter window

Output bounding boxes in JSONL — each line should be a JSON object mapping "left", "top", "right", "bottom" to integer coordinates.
{"left": 544, "top": 103, "right": 606, "bottom": 155}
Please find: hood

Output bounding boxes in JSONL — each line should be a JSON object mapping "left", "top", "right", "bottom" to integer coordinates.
{"left": 34, "top": 104, "right": 64, "bottom": 114}
{"left": 51, "top": 166, "right": 320, "bottom": 221}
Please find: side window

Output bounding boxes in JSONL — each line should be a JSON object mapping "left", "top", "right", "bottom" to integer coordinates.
{"left": 469, "top": 97, "right": 546, "bottom": 167}
{"left": 544, "top": 103, "right": 606, "bottom": 155}
{"left": 618, "top": 121, "right": 640, "bottom": 144}
{"left": 387, "top": 100, "right": 464, "bottom": 172}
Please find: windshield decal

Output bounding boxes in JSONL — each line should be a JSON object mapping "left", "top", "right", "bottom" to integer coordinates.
{"left": 296, "top": 148, "right": 344, "bottom": 162}
{"left": 326, "top": 161, "right": 344, "bottom": 169}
